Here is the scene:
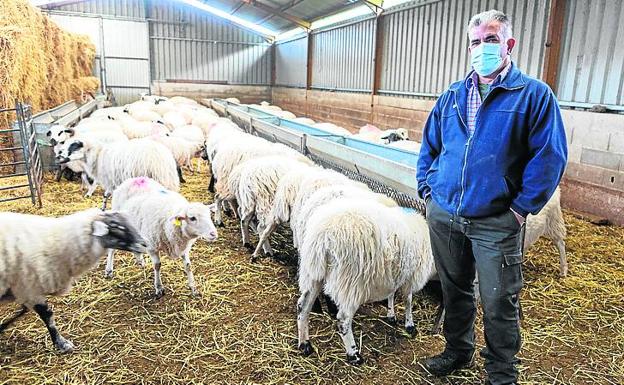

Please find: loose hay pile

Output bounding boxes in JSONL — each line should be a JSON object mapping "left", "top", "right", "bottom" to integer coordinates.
{"left": 0, "top": 171, "right": 623, "bottom": 384}
{"left": 0, "top": 0, "right": 99, "bottom": 168}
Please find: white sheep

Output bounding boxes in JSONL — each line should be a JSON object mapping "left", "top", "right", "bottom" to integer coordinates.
{"left": 169, "top": 96, "right": 198, "bottom": 105}
{"left": 524, "top": 187, "right": 568, "bottom": 276}
{"left": 105, "top": 177, "right": 218, "bottom": 297}
{"left": 129, "top": 108, "right": 162, "bottom": 123}
{"left": 225, "top": 97, "right": 240, "bottom": 104}
{"left": 56, "top": 137, "right": 180, "bottom": 199}
{"left": 0, "top": 209, "right": 146, "bottom": 353}
{"left": 149, "top": 133, "right": 202, "bottom": 180}
{"left": 250, "top": 165, "right": 318, "bottom": 261}
{"left": 162, "top": 111, "right": 190, "bottom": 130}
{"left": 230, "top": 156, "right": 312, "bottom": 256}
{"left": 291, "top": 117, "right": 316, "bottom": 125}
{"left": 387, "top": 139, "right": 421, "bottom": 153}
{"left": 90, "top": 106, "right": 126, "bottom": 119}
{"left": 312, "top": 122, "right": 352, "bottom": 136}
{"left": 140, "top": 93, "right": 168, "bottom": 103}
{"left": 296, "top": 200, "right": 435, "bottom": 364}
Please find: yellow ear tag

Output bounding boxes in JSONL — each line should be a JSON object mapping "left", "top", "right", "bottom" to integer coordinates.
{"left": 173, "top": 218, "right": 182, "bottom": 227}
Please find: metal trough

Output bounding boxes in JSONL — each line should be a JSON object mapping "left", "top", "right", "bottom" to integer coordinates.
{"left": 210, "top": 99, "right": 423, "bottom": 212}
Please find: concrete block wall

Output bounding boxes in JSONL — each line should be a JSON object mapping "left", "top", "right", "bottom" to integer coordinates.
{"left": 152, "top": 82, "right": 271, "bottom": 105}
{"left": 272, "top": 87, "right": 624, "bottom": 225}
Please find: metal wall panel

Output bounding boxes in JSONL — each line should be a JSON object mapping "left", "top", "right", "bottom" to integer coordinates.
{"left": 149, "top": 0, "right": 272, "bottom": 84}
{"left": 51, "top": 0, "right": 146, "bottom": 19}
{"left": 379, "top": 0, "right": 551, "bottom": 98}
{"left": 311, "top": 19, "right": 375, "bottom": 92}
{"left": 557, "top": 0, "right": 624, "bottom": 106}
{"left": 102, "top": 19, "right": 150, "bottom": 58}
{"left": 111, "top": 87, "right": 151, "bottom": 105}
{"left": 275, "top": 36, "right": 308, "bottom": 88}
{"left": 105, "top": 58, "right": 150, "bottom": 87}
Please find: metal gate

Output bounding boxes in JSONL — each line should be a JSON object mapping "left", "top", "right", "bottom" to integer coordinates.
{"left": 0, "top": 102, "right": 43, "bottom": 207}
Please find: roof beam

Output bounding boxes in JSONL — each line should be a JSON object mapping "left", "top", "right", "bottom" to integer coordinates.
{"left": 229, "top": 1, "right": 245, "bottom": 15}
{"left": 255, "top": 0, "right": 305, "bottom": 25}
{"left": 243, "top": 0, "right": 311, "bottom": 30}
{"left": 362, "top": 0, "right": 383, "bottom": 14}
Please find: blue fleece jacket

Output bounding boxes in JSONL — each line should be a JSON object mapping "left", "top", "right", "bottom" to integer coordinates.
{"left": 416, "top": 63, "right": 568, "bottom": 218}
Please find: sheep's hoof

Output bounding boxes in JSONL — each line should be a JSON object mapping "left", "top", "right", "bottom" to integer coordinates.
{"left": 250, "top": 255, "right": 259, "bottom": 263}
{"left": 190, "top": 289, "right": 201, "bottom": 297}
{"left": 215, "top": 221, "right": 224, "bottom": 228}
{"left": 243, "top": 242, "right": 254, "bottom": 251}
{"left": 298, "top": 341, "right": 314, "bottom": 356}
{"left": 154, "top": 288, "right": 165, "bottom": 299}
{"left": 347, "top": 352, "right": 364, "bottom": 366}
{"left": 104, "top": 270, "right": 114, "bottom": 279}
{"left": 387, "top": 316, "right": 397, "bottom": 326}
{"left": 405, "top": 325, "right": 416, "bottom": 336}
{"left": 55, "top": 337, "right": 74, "bottom": 354}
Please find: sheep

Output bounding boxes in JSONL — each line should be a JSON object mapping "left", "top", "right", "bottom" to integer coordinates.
{"left": 169, "top": 96, "right": 198, "bottom": 105}
{"left": 230, "top": 156, "right": 312, "bottom": 256}
{"left": 104, "top": 177, "right": 218, "bottom": 297}
{"left": 140, "top": 93, "right": 168, "bottom": 103}
{"left": 524, "top": 187, "right": 568, "bottom": 276}
{"left": 162, "top": 111, "right": 190, "bottom": 130}
{"left": 312, "top": 122, "right": 352, "bottom": 137}
{"left": 90, "top": 106, "right": 126, "bottom": 119}
{"left": 352, "top": 125, "right": 409, "bottom": 144}
{"left": 149, "top": 133, "right": 202, "bottom": 182}
{"left": 170, "top": 124, "right": 204, "bottom": 146}
{"left": 114, "top": 116, "right": 169, "bottom": 139}
{"left": 152, "top": 100, "right": 177, "bottom": 117}
{"left": 250, "top": 165, "right": 318, "bottom": 262}
{"left": 224, "top": 97, "right": 240, "bottom": 104}
{"left": 0, "top": 209, "right": 146, "bottom": 353}
{"left": 129, "top": 108, "right": 162, "bottom": 123}
{"left": 292, "top": 184, "right": 398, "bottom": 251}
{"left": 56, "top": 137, "right": 179, "bottom": 202}
{"left": 291, "top": 117, "right": 316, "bottom": 125}
{"left": 296, "top": 199, "right": 435, "bottom": 364}
{"left": 211, "top": 139, "right": 312, "bottom": 226}
{"left": 387, "top": 139, "right": 421, "bottom": 153}
{"left": 276, "top": 110, "right": 296, "bottom": 119}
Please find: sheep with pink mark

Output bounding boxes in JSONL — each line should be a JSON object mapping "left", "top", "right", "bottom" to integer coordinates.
{"left": 104, "top": 177, "right": 219, "bottom": 297}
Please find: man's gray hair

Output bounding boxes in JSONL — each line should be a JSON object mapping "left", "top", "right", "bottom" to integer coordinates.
{"left": 468, "top": 9, "right": 513, "bottom": 40}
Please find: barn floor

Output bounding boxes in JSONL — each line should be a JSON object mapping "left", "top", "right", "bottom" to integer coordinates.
{"left": 0, "top": 170, "right": 623, "bottom": 385}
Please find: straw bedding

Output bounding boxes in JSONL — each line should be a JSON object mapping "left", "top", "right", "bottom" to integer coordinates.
{"left": 0, "top": 170, "right": 622, "bottom": 384}
{"left": 0, "top": 0, "right": 99, "bottom": 168}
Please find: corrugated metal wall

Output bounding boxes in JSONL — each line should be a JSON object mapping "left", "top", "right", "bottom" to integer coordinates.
{"left": 310, "top": 19, "right": 376, "bottom": 92}
{"left": 51, "top": 0, "right": 145, "bottom": 19}
{"left": 557, "top": 0, "right": 624, "bottom": 107}
{"left": 149, "top": 0, "right": 271, "bottom": 84}
{"left": 275, "top": 36, "right": 308, "bottom": 88}
{"left": 379, "top": 0, "right": 551, "bottom": 98}
{"left": 48, "top": 0, "right": 272, "bottom": 87}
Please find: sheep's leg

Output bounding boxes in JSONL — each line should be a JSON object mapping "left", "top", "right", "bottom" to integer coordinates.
{"left": 240, "top": 211, "right": 254, "bottom": 249}
{"left": 208, "top": 175, "right": 215, "bottom": 193}
{"left": 404, "top": 291, "right": 415, "bottom": 336}
{"left": 33, "top": 302, "right": 74, "bottom": 353}
{"left": 213, "top": 196, "right": 224, "bottom": 227}
{"left": 150, "top": 251, "right": 164, "bottom": 298}
{"left": 104, "top": 249, "right": 115, "bottom": 278}
{"left": 101, "top": 191, "right": 111, "bottom": 211}
{"left": 0, "top": 306, "right": 28, "bottom": 333}
{"left": 55, "top": 166, "right": 63, "bottom": 182}
{"left": 177, "top": 165, "right": 186, "bottom": 184}
{"left": 85, "top": 180, "right": 98, "bottom": 198}
{"left": 386, "top": 293, "right": 396, "bottom": 325}
{"left": 251, "top": 220, "right": 277, "bottom": 262}
{"left": 297, "top": 280, "right": 322, "bottom": 357}
{"left": 182, "top": 252, "right": 198, "bottom": 296}
{"left": 227, "top": 200, "right": 238, "bottom": 219}
{"left": 133, "top": 252, "right": 145, "bottom": 268}
{"left": 337, "top": 305, "right": 363, "bottom": 365}
{"left": 555, "top": 239, "right": 568, "bottom": 277}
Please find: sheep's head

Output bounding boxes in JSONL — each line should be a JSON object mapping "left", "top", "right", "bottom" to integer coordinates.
{"left": 93, "top": 211, "right": 147, "bottom": 253}
{"left": 46, "top": 125, "right": 74, "bottom": 147}
{"left": 171, "top": 202, "right": 218, "bottom": 241}
{"left": 56, "top": 138, "right": 86, "bottom": 164}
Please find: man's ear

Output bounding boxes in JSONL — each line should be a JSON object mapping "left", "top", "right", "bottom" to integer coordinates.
{"left": 506, "top": 38, "right": 516, "bottom": 54}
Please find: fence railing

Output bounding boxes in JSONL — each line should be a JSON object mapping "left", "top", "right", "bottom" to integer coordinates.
{"left": 0, "top": 102, "right": 43, "bottom": 207}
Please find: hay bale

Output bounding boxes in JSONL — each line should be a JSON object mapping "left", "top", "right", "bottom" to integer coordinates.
{"left": 0, "top": 0, "right": 99, "bottom": 170}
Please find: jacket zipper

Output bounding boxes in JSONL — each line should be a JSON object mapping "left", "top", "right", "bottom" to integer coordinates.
{"left": 454, "top": 90, "right": 470, "bottom": 217}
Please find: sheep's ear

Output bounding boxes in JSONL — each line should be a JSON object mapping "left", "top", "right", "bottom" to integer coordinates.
{"left": 64, "top": 128, "right": 75, "bottom": 136}
{"left": 207, "top": 203, "right": 217, "bottom": 213}
{"left": 46, "top": 130, "right": 52, "bottom": 137}
{"left": 92, "top": 220, "right": 109, "bottom": 237}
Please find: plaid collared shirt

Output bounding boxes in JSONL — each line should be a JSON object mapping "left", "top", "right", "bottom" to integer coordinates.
{"left": 465, "top": 62, "right": 512, "bottom": 136}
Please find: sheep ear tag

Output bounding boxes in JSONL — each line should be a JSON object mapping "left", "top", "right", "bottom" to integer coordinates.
{"left": 92, "top": 221, "right": 109, "bottom": 237}
{"left": 173, "top": 217, "right": 183, "bottom": 227}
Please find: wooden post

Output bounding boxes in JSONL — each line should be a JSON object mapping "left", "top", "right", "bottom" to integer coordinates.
{"left": 371, "top": 14, "right": 384, "bottom": 123}
{"left": 542, "top": 0, "right": 567, "bottom": 92}
{"left": 305, "top": 32, "right": 313, "bottom": 117}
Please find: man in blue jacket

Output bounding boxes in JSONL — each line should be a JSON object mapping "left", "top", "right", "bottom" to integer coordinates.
{"left": 417, "top": 10, "right": 568, "bottom": 385}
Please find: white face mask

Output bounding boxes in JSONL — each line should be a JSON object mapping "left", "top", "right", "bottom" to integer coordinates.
{"left": 470, "top": 42, "right": 505, "bottom": 77}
